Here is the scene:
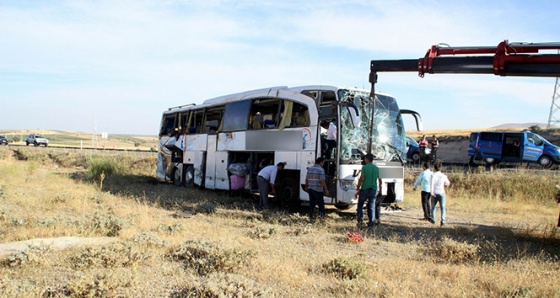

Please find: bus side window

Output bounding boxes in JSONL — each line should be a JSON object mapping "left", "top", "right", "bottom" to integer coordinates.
{"left": 250, "top": 98, "right": 280, "bottom": 130}
{"left": 292, "top": 103, "right": 309, "bottom": 127}
{"left": 160, "top": 114, "right": 176, "bottom": 137}
{"left": 191, "top": 110, "right": 204, "bottom": 134}
{"left": 251, "top": 112, "right": 263, "bottom": 129}
{"left": 179, "top": 112, "right": 189, "bottom": 134}
{"left": 222, "top": 100, "right": 251, "bottom": 132}
{"left": 204, "top": 106, "right": 224, "bottom": 134}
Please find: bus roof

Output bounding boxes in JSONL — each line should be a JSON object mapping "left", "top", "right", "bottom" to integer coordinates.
{"left": 288, "top": 85, "right": 393, "bottom": 98}
{"left": 163, "top": 85, "right": 395, "bottom": 114}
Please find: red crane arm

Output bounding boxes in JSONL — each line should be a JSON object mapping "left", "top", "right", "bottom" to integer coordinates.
{"left": 419, "top": 40, "right": 560, "bottom": 77}
{"left": 369, "top": 40, "right": 560, "bottom": 96}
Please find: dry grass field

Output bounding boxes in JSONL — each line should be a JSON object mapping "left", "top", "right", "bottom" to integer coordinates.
{"left": 0, "top": 130, "right": 158, "bottom": 151}
{"left": 0, "top": 139, "right": 560, "bottom": 297}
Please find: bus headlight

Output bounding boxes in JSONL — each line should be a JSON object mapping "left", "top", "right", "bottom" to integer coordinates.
{"left": 340, "top": 180, "right": 355, "bottom": 191}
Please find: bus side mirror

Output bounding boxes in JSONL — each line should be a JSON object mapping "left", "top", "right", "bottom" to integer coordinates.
{"left": 400, "top": 109, "right": 423, "bottom": 131}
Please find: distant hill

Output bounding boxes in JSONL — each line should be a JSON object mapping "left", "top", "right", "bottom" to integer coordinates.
{"left": 491, "top": 122, "right": 549, "bottom": 129}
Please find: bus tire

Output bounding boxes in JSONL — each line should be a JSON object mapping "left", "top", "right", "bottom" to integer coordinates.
{"left": 334, "top": 203, "right": 351, "bottom": 210}
{"left": 184, "top": 165, "right": 194, "bottom": 187}
{"left": 278, "top": 177, "right": 300, "bottom": 211}
{"left": 538, "top": 155, "right": 553, "bottom": 168}
{"left": 172, "top": 165, "right": 183, "bottom": 186}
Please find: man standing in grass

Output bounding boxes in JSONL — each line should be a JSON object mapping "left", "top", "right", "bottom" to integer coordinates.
{"left": 305, "top": 157, "right": 329, "bottom": 222}
{"left": 431, "top": 163, "right": 450, "bottom": 226}
{"left": 354, "top": 154, "right": 381, "bottom": 228}
{"left": 413, "top": 162, "right": 434, "bottom": 223}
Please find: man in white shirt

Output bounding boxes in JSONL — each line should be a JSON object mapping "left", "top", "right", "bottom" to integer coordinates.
{"left": 257, "top": 162, "right": 286, "bottom": 210}
{"left": 413, "top": 162, "right": 433, "bottom": 223}
{"left": 430, "top": 163, "right": 450, "bottom": 226}
{"left": 321, "top": 121, "right": 337, "bottom": 159}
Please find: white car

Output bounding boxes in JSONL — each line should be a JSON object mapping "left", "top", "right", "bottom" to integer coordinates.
{"left": 26, "top": 134, "right": 49, "bottom": 147}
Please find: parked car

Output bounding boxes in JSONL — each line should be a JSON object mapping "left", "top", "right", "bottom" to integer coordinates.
{"left": 26, "top": 134, "right": 49, "bottom": 147}
{"left": 468, "top": 130, "right": 560, "bottom": 167}
{"left": 405, "top": 136, "right": 420, "bottom": 163}
{"left": 0, "top": 136, "right": 8, "bottom": 145}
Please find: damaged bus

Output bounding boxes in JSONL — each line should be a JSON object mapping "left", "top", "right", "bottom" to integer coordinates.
{"left": 156, "top": 85, "right": 421, "bottom": 210}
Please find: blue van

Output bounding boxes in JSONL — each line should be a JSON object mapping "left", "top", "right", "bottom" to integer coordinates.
{"left": 405, "top": 136, "right": 421, "bottom": 163}
{"left": 468, "top": 131, "right": 560, "bottom": 167}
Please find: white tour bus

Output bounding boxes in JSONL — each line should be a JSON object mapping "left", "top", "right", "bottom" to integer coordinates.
{"left": 156, "top": 85, "right": 421, "bottom": 210}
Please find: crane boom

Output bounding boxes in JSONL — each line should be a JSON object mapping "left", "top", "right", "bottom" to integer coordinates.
{"left": 369, "top": 40, "right": 560, "bottom": 96}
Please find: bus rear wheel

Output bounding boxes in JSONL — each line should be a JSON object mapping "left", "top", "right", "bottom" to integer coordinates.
{"left": 278, "top": 177, "right": 300, "bottom": 211}
{"left": 334, "top": 203, "right": 351, "bottom": 210}
{"left": 173, "top": 165, "right": 183, "bottom": 186}
{"left": 184, "top": 165, "right": 194, "bottom": 187}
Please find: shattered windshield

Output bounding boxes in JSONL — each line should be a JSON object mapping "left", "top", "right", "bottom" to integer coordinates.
{"left": 338, "top": 89, "right": 406, "bottom": 163}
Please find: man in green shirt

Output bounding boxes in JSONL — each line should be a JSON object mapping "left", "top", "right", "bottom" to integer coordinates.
{"left": 354, "top": 153, "right": 381, "bottom": 228}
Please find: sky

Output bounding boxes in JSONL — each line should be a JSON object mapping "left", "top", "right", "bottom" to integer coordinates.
{"left": 1, "top": 0, "right": 560, "bottom": 136}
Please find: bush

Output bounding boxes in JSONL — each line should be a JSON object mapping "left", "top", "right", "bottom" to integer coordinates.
{"left": 82, "top": 211, "right": 127, "bottom": 237}
{"left": 68, "top": 273, "right": 125, "bottom": 297}
{"left": 246, "top": 226, "right": 276, "bottom": 239}
{"left": 6, "top": 245, "right": 51, "bottom": 267}
{"left": 322, "top": 257, "right": 366, "bottom": 280}
{"left": 86, "top": 157, "right": 126, "bottom": 181}
{"left": 168, "top": 240, "right": 254, "bottom": 276}
{"left": 428, "top": 237, "right": 479, "bottom": 264}
{"left": 172, "top": 273, "right": 270, "bottom": 297}
{"left": 131, "top": 232, "right": 168, "bottom": 247}
{"left": 195, "top": 202, "right": 217, "bottom": 215}
{"left": 70, "top": 242, "right": 143, "bottom": 270}
{"left": 157, "top": 223, "right": 185, "bottom": 235}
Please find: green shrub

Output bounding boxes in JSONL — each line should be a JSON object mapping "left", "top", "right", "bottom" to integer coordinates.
{"left": 322, "top": 257, "right": 366, "bottom": 280}
{"left": 86, "top": 157, "right": 126, "bottom": 181}
{"left": 168, "top": 240, "right": 254, "bottom": 276}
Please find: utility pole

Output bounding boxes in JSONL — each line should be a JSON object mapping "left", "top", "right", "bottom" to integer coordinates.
{"left": 547, "top": 77, "right": 560, "bottom": 129}
{"left": 92, "top": 119, "right": 98, "bottom": 148}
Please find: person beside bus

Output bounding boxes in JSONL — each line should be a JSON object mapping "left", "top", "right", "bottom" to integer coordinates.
{"left": 413, "top": 162, "right": 434, "bottom": 223}
{"left": 321, "top": 121, "right": 337, "bottom": 159}
{"left": 354, "top": 154, "right": 381, "bottom": 228}
{"left": 430, "top": 135, "right": 439, "bottom": 162}
{"left": 418, "top": 135, "right": 429, "bottom": 161}
{"left": 257, "top": 162, "right": 286, "bottom": 210}
{"left": 305, "top": 157, "right": 329, "bottom": 222}
{"left": 430, "top": 163, "right": 450, "bottom": 226}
